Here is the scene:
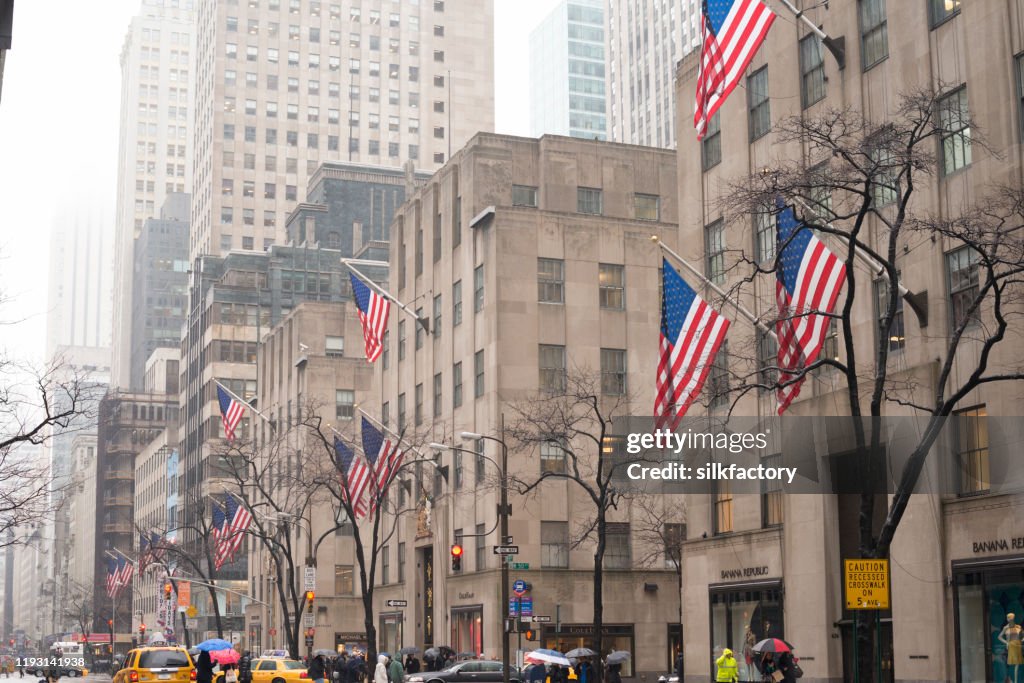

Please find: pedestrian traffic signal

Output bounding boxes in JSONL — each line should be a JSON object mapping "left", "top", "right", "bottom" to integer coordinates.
{"left": 164, "top": 582, "right": 173, "bottom": 598}
{"left": 108, "top": 619, "right": 114, "bottom": 629}
{"left": 306, "top": 590, "right": 315, "bottom": 613}
{"left": 524, "top": 629, "right": 538, "bottom": 642}
{"left": 139, "top": 624, "right": 147, "bottom": 637}
{"left": 450, "top": 544, "right": 463, "bottom": 572}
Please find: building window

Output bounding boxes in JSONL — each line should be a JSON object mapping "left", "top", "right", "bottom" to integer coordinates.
{"left": 538, "top": 258, "right": 565, "bottom": 303}
{"left": 415, "top": 383, "right": 423, "bottom": 426}
{"left": 947, "top": 246, "right": 980, "bottom": 329}
{"left": 453, "top": 362, "right": 463, "bottom": 409}
{"left": 577, "top": 187, "right": 603, "bottom": 215}
{"left": 453, "top": 450, "right": 464, "bottom": 490}
{"left": 761, "top": 453, "right": 784, "bottom": 527}
{"left": 1016, "top": 53, "right": 1024, "bottom": 139}
{"left": 398, "top": 320, "right": 406, "bottom": 361}
{"left": 869, "top": 145, "right": 898, "bottom": 207}
{"left": 432, "top": 294, "right": 442, "bottom": 338}
{"left": 381, "top": 546, "right": 390, "bottom": 585}
{"left": 540, "top": 441, "right": 566, "bottom": 475}
{"left": 874, "top": 276, "right": 905, "bottom": 354}
{"left": 415, "top": 307, "right": 424, "bottom": 349}
{"left": 325, "top": 336, "right": 344, "bottom": 357}
{"left": 433, "top": 373, "right": 442, "bottom": 418}
{"left": 474, "top": 350, "right": 484, "bottom": 397}
{"left": 956, "top": 406, "right": 989, "bottom": 495}
{"left": 334, "top": 565, "right": 354, "bottom": 594}
{"left": 938, "top": 87, "right": 972, "bottom": 175}
{"left": 541, "top": 521, "right": 569, "bottom": 568}
{"left": 604, "top": 523, "right": 631, "bottom": 569}
{"left": 758, "top": 330, "right": 778, "bottom": 389}
{"left": 799, "top": 35, "right": 825, "bottom": 108}
{"left": 713, "top": 481, "right": 733, "bottom": 534}
{"left": 929, "top": 0, "right": 960, "bottom": 27}
{"left": 397, "top": 393, "right": 406, "bottom": 430}
{"left": 474, "top": 265, "right": 484, "bottom": 312}
{"left": 600, "top": 348, "right": 626, "bottom": 395}
{"left": 754, "top": 210, "right": 775, "bottom": 266}
{"left": 475, "top": 523, "right": 486, "bottom": 571}
{"left": 335, "top": 389, "right": 354, "bottom": 420}
{"left": 513, "top": 185, "right": 538, "bottom": 207}
{"left": 539, "top": 344, "right": 567, "bottom": 392}
{"left": 821, "top": 318, "right": 839, "bottom": 365}
{"left": 634, "top": 193, "right": 660, "bottom": 221}
{"left": 708, "top": 341, "right": 729, "bottom": 409}
{"left": 747, "top": 66, "right": 770, "bottom": 141}
{"left": 664, "top": 523, "right": 685, "bottom": 569}
{"left": 702, "top": 112, "right": 721, "bottom": 171}
{"left": 860, "top": 0, "right": 888, "bottom": 70}
{"left": 705, "top": 220, "right": 726, "bottom": 285}
{"left": 452, "top": 280, "right": 462, "bottom": 326}
{"left": 599, "top": 263, "right": 624, "bottom": 309}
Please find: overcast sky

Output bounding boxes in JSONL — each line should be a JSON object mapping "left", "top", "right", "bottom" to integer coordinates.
{"left": 0, "top": 0, "right": 562, "bottom": 366}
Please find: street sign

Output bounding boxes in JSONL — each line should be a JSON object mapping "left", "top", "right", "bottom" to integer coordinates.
{"left": 303, "top": 566, "right": 316, "bottom": 591}
{"left": 493, "top": 545, "right": 519, "bottom": 555}
{"left": 508, "top": 598, "right": 533, "bottom": 617}
{"left": 512, "top": 580, "right": 527, "bottom": 596}
{"left": 844, "top": 558, "right": 890, "bottom": 609}
{"left": 385, "top": 599, "right": 408, "bottom": 607}
{"left": 531, "top": 616, "right": 551, "bottom": 623}
{"left": 305, "top": 636, "right": 314, "bottom": 647}
{"left": 186, "top": 605, "right": 198, "bottom": 618}
{"left": 303, "top": 614, "right": 314, "bottom": 628}
{"left": 512, "top": 563, "right": 530, "bottom": 570}
{"left": 185, "top": 618, "right": 199, "bottom": 630}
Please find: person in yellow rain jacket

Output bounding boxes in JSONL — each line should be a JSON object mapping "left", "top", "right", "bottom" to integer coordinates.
{"left": 715, "top": 649, "right": 738, "bottom": 683}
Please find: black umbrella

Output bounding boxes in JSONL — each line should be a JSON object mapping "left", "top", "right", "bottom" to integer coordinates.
{"left": 398, "top": 648, "right": 420, "bottom": 656}
{"left": 605, "top": 652, "right": 631, "bottom": 665}
{"left": 423, "top": 648, "right": 440, "bottom": 659}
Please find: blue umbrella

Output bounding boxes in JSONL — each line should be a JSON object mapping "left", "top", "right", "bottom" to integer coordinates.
{"left": 196, "top": 639, "right": 235, "bottom": 652}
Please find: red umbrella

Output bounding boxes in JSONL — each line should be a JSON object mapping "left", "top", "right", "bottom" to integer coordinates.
{"left": 751, "top": 639, "right": 792, "bottom": 655}
{"left": 211, "top": 650, "right": 241, "bottom": 665}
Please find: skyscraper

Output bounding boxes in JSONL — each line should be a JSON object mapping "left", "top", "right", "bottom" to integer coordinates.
{"left": 111, "top": 0, "right": 197, "bottom": 389}
{"left": 606, "top": 0, "right": 700, "bottom": 148}
{"left": 528, "top": 0, "right": 607, "bottom": 140}
{"left": 188, "top": 0, "right": 495, "bottom": 263}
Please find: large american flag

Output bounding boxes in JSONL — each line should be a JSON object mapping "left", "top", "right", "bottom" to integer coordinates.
{"left": 105, "top": 558, "right": 119, "bottom": 598}
{"left": 361, "top": 417, "right": 404, "bottom": 515}
{"left": 350, "top": 272, "right": 391, "bottom": 363}
{"left": 215, "top": 495, "right": 252, "bottom": 569}
{"left": 211, "top": 501, "right": 227, "bottom": 547}
{"left": 334, "top": 437, "right": 371, "bottom": 518}
{"left": 694, "top": 0, "right": 776, "bottom": 139}
{"left": 654, "top": 259, "right": 731, "bottom": 428}
{"left": 216, "top": 385, "right": 246, "bottom": 441}
{"left": 775, "top": 203, "right": 846, "bottom": 414}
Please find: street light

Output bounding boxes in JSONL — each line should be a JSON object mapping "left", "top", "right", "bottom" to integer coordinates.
{"left": 430, "top": 416, "right": 511, "bottom": 683}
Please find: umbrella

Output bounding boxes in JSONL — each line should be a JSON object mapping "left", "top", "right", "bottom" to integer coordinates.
{"left": 313, "top": 650, "right": 335, "bottom": 658}
{"left": 564, "top": 649, "right": 596, "bottom": 660}
{"left": 196, "top": 639, "right": 235, "bottom": 652}
{"left": 751, "top": 639, "right": 792, "bottom": 655}
{"left": 423, "top": 648, "right": 440, "bottom": 659}
{"left": 525, "top": 650, "right": 571, "bottom": 667}
{"left": 211, "top": 650, "right": 240, "bottom": 665}
{"left": 605, "top": 652, "right": 631, "bottom": 665}
{"left": 397, "top": 648, "right": 420, "bottom": 656}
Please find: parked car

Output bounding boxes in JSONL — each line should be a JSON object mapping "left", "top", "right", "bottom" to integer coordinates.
{"left": 250, "top": 658, "right": 309, "bottom": 683}
{"left": 407, "top": 661, "right": 520, "bottom": 683}
{"left": 111, "top": 646, "right": 196, "bottom": 683}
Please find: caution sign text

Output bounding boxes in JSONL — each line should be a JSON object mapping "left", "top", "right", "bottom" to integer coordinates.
{"left": 844, "top": 558, "right": 890, "bottom": 610}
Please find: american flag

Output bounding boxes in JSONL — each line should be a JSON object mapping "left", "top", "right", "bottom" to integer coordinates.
{"left": 694, "top": 0, "right": 776, "bottom": 139}
{"left": 775, "top": 202, "right": 846, "bottom": 414}
{"left": 215, "top": 495, "right": 253, "bottom": 569}
{"left": 105, "top": 558, "right": 118, "bottom": 598}
{"left": 216, "top": 385, "right": 246, "bottom": 441}
{"left": 149, "top": 532, "right": 165, "bottom": 564}
{"left": 654, "top": 259, "right": 731, "bottom": 428}
{"left": 118, "top": 558, "right": 134, "bottom": 591}
{"left": 350, "top": 272, "right": 391, "bottom": 363}
{"left": 211, "top": 501, "right": 227, "bottom": 550}
{"left": 334, "top": 437, "right": 371, "bottom": 518}
{"left": 361, "top": 417, "right": 404, "bottom": 515}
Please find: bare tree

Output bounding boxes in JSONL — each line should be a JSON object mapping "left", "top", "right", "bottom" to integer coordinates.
{"left": 506, "top": 371, "right": 637, "bottom": 682}
{"left": 714, "top": 86, "right": 1024, "bottom": 679}
{"left": 632, "top": 496, "right": 685, "bottom": 644}
{"left": 62, "top": 580, "right": 95, "bottom": 661}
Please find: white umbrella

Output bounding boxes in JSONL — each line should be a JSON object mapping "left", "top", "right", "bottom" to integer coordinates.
{"left": 525, "top": 650, "right": 571, "bottom": 667}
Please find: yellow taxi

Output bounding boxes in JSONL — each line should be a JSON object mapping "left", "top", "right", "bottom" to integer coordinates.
{"left": 250, "top": 658, "right": 309, "bottom": 683}
{"left": 113, "top": 647, "right": 196, "bottom": 683}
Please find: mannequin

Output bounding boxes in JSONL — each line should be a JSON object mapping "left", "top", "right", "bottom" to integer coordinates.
{"left": 1000, "top": 613, "right": 1023, "bottom": 683}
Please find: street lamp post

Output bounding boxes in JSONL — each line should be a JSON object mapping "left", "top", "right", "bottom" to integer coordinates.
{"left": 431, "top": 416, "right": 511, "bottom": 683}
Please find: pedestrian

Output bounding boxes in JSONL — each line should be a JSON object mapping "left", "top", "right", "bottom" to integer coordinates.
{"left": 674, "top": 651, "right": 683, "bottom": 681}
{"left": 759, "top": 653, "right": 777, "bottom": 683}
{"left": 373, "top": 656, "right": 388, "bottom": 683}
{"left": 196, "top": 651, "right": 214, "bottom": 683}
{"left": 347, "top": 653, "right": 366, "bottom": 683}
{"left": 239, "top": 652, "right": 252, "bottom": 683}
{"left": 576, "top": 659, "right": 593, "bottom": 683}
{"left": 223, "top": 664, "right": 239, "bottom": 683}
{"left": 337, "top": 654, "right": 351, "bottom": 683}
{"left": 387, "top": 655, "right": 403, "bottom": 683}
{"left": 309, "top": 654, "right": 327, "bottom": 683}
{"left": 404, "top": 656, "right": 419, "bottom": 675}
{"left": 528, "top": 663, "right": 546, "bottom": 683}
{"left": 776, "top": 652, "right": 798, "bottom": 683}
{"left": 606, "top": 663, "right": 622, "bottom": 683}
{"left": 714, "top": 650, "right": 737, "bottom": 683}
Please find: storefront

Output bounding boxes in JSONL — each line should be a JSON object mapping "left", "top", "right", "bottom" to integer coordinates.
{"left": 540, "top": 624, "right": 635, "bottom": 678}
{"left": 379, "top": 613, "right": 404, "bottom": 655}
{"left": 450, "top": 606, "right": 484, "bottom": 658}
{"left": 953, "top": 555, "right": 1024, "bottom": 683}
{"left": 334, "top": 632, "right": 368, "bottom": 655}
{"left": 708, "top": 580, "right": 784, "bottom": 683}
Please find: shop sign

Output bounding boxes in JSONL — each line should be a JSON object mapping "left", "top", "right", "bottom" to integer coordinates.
{"left": 719, "top": 566, "right": 770, "bottom": 580}
{"left": 844, "top": 559, "right": 890, "bottom": 609}
{"left": 971, "top": 536, "right": 1024, "bottom": 554}
{"left": 457, "top": 592, "right": 475, "bottom": 600}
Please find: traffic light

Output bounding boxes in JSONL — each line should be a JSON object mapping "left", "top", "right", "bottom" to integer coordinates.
{"left": 108, "top": 619, "right": 114, "bottom": 630}
{"left": 139, "top": 624, "right": 147, "bottom": 638}
{"left": 524, "top": 628, "right": 538, "bottom": 642}
{"left": 164, "top": 582, "right": 173, "bottom": 599}
{"left": 305, "top": 591, "right": 315, "bottom": 613}
{"left": 450, "top": 544, "right": 463, "bottom": 572}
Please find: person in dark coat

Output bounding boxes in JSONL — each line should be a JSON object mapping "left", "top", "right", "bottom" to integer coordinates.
{"left": 309, "top": 655, "right": 327, "bottom": 683}
{"left": 404, "top": 657, "right": 419, "bottom": 675}
{"left": 576, "top": 660, "right": 594, "bottom": 683}
{"left": 776, "top": 652, "right": 797, "bottom": 683}
{"left": 527, "top": 664, "right": 547, "bottom": 683}
{"left": 196, "top": 652, "right": 214, "bottom": 683}
{"left": 347, "top": 654, "right": 366, "bottom": 683}
{"left": 238, "top": 653, "right": 252, "bottom": 683}
{"left": 674, "top": 652, "right": 683, "bottom": 680}
{"left": 606, "top": 663, "right": 622, "bottom": 683}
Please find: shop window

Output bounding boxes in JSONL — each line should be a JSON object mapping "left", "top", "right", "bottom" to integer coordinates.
{"left": 541, "top": 625, "right": 634, "bottom": 677}
{"left": 451, "top": 607, "right": 483, "bottom": 659}
{"left": 710, "top": 585, "right": 784, "bottom": 682}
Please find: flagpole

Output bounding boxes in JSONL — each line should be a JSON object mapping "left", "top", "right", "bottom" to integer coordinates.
{"left": 341, "top": 258, "right": 431, "bottom": 332}
{"left": 772, "top": 0, "right": 846, "bottom": 69}
{"left": 651, "top": 236, "right": 777, "bottom": 340}
{"left": 214, "top": 379, "right": 275, "bottom": 426}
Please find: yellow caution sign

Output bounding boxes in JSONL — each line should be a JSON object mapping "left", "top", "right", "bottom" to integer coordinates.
{"left": 186, "top": 605, "right": 198, "bottom": 618}
{"left": 844, "top": 558, "right": 890, "bottom": 610}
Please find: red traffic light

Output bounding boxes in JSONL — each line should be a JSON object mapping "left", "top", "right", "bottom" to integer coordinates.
{"left": 305, "top": 591, "right": 315, "bottom": 601}
{"left": 450, "top": 544, "right": 463, "bottom": 557}
{"left": 108, "top": 619, "right": 114, "bottom": 628}
{"left": 164, "top": 583, "right": 173, "bottom": 597}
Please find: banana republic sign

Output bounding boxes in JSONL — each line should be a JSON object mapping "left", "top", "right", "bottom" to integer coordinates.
{"left": 720, "top": 566, "right": 771, "bottom": 580}
{"left": 971, "top": 536, "right": 1024, "bottom": 554}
